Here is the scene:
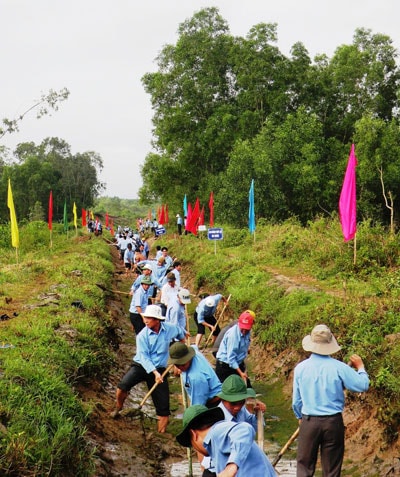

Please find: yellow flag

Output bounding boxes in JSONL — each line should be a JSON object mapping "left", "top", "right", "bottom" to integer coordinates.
{"left": 73, "top": 202, "right": 77, "bottom": 228}
{"left": 7, "top": 179, "right": 20, "bottom": 249}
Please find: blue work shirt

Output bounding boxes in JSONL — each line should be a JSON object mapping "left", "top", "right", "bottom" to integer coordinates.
{"left": 216, "top": 324, "right": 251, "bottom": 369}
{"left": 134, "top": 322, "right": 185, "bottom": 373}
{"left": 165, "top": 298, "right": 187, "bottom": 334}
{"left": 218, "top": 401, "right": 257, "bottom": 432}
{"left": 123, "top": 248, "right": 134, "bottom": 264}
{"left": 131, "top": 274, "right": 157, "bottom": 297}
{"left": 203, "top": 421, "right": 276, "bottom": 476}
{"left": 129, "top": 284, "right": 150, "bottom": 314}
{"left": 181, "top": 346, "right": 222, "bottom": 405}
{"left": 195, "top": 294, "right": 222, "bottom": 324}
{"left": 292, "top": 353, "right": 369, "bottom": 419}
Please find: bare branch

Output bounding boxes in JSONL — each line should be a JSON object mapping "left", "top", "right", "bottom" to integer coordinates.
{"left": 0, "top": 88, "right": 70, "bottom": 140}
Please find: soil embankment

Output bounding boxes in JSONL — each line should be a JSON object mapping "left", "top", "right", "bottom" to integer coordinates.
{"left": 80, "top": 243, "right": 184, "bottom": 476}
{"left": 83, "top": 240, "right": 400, "bottom": 477}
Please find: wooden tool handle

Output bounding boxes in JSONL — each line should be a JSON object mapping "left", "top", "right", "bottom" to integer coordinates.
{"left": 139, "top": 364, "right": 174, "bottom": 408}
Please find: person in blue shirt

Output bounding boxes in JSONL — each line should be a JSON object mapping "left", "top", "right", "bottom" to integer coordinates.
{"left": 194, "top": 293, "right": 225, "bottom": 347}
{"left": 215, "top": 310, "right": 254, "bottom": 387}
{"left": 131, "top": 263, "right": 161, "bottom": 298}
{"left": 166, "top": 288, "right": 191, "bottom": 336}
{"left": 292, "top": 324, "right": 369, "bottom": 477}
{"left": 123, "top": 242, "right": 134, "bottom": 277}
{"left": 176, "top": 405, "right": 276, "bottom": 477}
{"left": 168, "top": 342, "right": 222, "bottom": 407}
{"left": 217, "top": 374, "right": 266, "bottom": 431}
{"left": 111, "top": 304, "right": 187, "bottom": 433}
{"left": 128, "top": 275, "right": 153, "bottom": 334}
{"left": 202, "top": 374, "right": 267, "bottom": 477}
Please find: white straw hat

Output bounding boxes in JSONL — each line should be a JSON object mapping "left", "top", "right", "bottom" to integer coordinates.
{"left": 141, "top": 304, "right": 164, "bottom": 320}
{"left": 302, "top": 324, "right": 341, "bottom": 355}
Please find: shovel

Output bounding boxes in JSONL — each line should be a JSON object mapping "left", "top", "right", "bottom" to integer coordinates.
{"left": 272, "top": 427, "right": 300, "bottom": 467}
{"left": 96, "top": 283, "right": 130, "bottom": 295}
{"left": 121, "top": 365, "right": 174, "bottom": 417}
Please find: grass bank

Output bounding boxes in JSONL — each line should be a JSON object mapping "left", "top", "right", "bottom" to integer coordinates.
{"left": 161, "top": 217, "right": 400, "bottom": 446}
{"left": 0, "top": 222, "right": 116, "bottom": 476}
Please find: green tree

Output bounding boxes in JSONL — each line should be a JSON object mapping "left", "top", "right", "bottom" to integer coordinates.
{"left": 0, "top": 138, "right": 104, "bottom": 222}
{"left": 354, "top": 116, "right": 400, "bottom": 226}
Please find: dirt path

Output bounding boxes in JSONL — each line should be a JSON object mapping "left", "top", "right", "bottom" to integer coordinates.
{"left": 81, "top": 244, "right": 184, "bottom": 476}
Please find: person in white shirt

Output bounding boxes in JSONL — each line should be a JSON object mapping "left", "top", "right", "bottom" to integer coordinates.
{"left": 160, "top": 272, "right": 179, "bottom": 316}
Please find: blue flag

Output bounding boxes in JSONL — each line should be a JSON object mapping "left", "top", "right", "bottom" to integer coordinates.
{"left": 183, "top": 194, "right": 188, "bottom": 217}
{"left": 249, "top": 179, "right": 255, "bottom": 234}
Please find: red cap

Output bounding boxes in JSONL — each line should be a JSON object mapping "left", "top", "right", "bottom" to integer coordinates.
{"left": 238, "top": 311, "right": 254, "bottom": 330}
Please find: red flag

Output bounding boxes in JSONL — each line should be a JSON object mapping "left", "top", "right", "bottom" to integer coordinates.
{"left": 185, "top": 202, "right": 192, "bottom": 232}
{"left": 199, "top": 205, "right": 205, "bottom": 226}
{"left": 48, "top": 191, "right": 53, "bottom": 230}
{"left": 339, "top": 144, "right": 357, "bottom": 242}
{"left": 208, "top": 191, "right": 214, "bottom": 227}
{"left": 186, "top": 198, "right": 200, "bottom": 235}
{"left": 82, "top": 208, "right": 87, "bottom": 227}
{"left": 165, "top": 204, "right": 169, "bottom": 224}
{"left": 105, "top": 212, "right": 109, "bottom": 228}
{"left": 110, "top": 219, "right": 115, "bottom": 236}
{"left": 159, "top": 205, "right": 166, "bottom": 225}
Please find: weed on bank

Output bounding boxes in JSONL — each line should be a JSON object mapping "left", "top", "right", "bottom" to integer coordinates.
{"left": 0, "top": 222, "right": 114, "bottom": 476}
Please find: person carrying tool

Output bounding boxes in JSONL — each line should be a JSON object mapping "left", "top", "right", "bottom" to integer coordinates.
{"left": 168, "top": 342, "right": 222, "bottom": 407}
{"left": 111, "top": 304, "right": 188, "bottom": 432}
{"left": 292, "top": 324, "right": 369, "bottom": 477}
{"left": 166, "top": 288, "right": 191, "bottom": 336}
{"left": 128, "top": 275, "right": 153, "bottom": 334}
{"left": 201, "top": 374, "right": 267, "bottom": 477}
{"left": 215, "top": 310, "right": 255, "bottom": 387}
{"left": 194, "top": 293, "right": 226, "bottom": 347}
{"left": 176, "top": 405, "right": 277, "bottom": 477}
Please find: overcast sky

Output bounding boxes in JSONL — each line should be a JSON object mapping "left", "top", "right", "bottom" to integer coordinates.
{"left": 1, "top": 0, "right": 399, "bottom": 199}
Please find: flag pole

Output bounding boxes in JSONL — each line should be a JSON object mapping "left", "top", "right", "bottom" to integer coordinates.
{"left": 353, "top": 233, "right": 357, "bottom": 265}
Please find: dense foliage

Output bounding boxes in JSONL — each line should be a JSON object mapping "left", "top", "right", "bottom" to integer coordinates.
{"left": 0, "top": 137, "right": 104, "bottom": 223}
{"left": 141, "top": 7, "right": 400, "bottom": 227}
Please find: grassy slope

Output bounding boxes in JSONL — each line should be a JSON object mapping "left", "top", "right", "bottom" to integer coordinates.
{"left": 0, "top": 222, "right": 116, "bottom": 476}
{"left": 162, "top": 218, "right": 400, "bottom": 474}
{"left": 1, "top": 217, "right": 400, "bottom": 475}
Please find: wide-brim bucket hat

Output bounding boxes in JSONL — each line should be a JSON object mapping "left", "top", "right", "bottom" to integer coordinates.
{"left": 302, "top": 324, "right": 341, "bottom": 355}
{"left": 176, "top": 405, "right": 224, "bottom": 447}
{"left": 217, "top": 374, "right": 256, "bottom": 402}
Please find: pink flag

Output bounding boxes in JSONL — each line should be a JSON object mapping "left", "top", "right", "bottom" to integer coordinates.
{"left": 339, "top": 144, "right": 357, "bottom": 242}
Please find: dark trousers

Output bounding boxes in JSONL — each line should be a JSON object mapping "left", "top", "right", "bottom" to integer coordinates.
{"left": 297, "top": 413, "right": 344, "bottom": 477}
{"left": 118, "top": 362, "right": 170, "bottom": 416}
{"left": 130, "top": 312, "right": 145, "bottom": 335}
{"left": 215, "top": 359, "right": 251, "bottom": 388}
{"left": 193, "top": 311, "right": 220, "bottom": 336}
{"left": 202, "top": 470, "right": 216, "bottom": 477}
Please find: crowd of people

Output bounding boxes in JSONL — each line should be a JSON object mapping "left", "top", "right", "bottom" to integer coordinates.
{"left": 108, "top": 228, "right": 369, "bottom": 477}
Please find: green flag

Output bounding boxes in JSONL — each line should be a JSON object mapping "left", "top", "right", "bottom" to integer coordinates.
{"left": 63, "top": 200, "right": 68, "bottom": 232}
